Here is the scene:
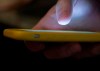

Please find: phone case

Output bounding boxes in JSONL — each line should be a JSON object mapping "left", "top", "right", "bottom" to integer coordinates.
{"left": 3, "top": 29, "right": 100, "bottom": 42}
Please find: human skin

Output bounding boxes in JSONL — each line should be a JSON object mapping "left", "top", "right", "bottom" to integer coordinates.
{"left": 1, "top": 0, "right": 100, "bottom": 59}
{"left": 26, "top": 0, "right": 100, "bottom": 59}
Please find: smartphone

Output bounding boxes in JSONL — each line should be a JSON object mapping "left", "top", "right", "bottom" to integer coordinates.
{"left": 3, "top": 29, "right": 100, "bottom": 42}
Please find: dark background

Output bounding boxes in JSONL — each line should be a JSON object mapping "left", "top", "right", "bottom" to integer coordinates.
{"left": 0, "top": 0, "right": 100, "bottom": 65}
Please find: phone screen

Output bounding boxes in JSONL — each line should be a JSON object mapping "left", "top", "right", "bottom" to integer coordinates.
{"left": 67, "top": 0, "right": 100, "bottom": 32}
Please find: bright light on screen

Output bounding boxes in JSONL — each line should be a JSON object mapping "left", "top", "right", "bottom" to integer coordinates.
{"left": 58, "top": 17, "right": 71, "bottom": 25}
{"left": 58, "top": 0, "right": 92, "bottom": 25}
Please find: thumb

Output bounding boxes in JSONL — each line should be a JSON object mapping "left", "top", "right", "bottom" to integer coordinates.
{"left": 56, "top": 0, "right": 74, "bottom": 25}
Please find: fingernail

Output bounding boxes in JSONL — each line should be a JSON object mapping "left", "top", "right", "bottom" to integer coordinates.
{"left": 57, "top": 16, "right": 72, "bottom": 25}
{"left": 56, "top": 0, "right": 73, "bottom": 25}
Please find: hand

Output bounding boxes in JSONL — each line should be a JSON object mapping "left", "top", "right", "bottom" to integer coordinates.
{"left": 26, "top": 0, "right": 100, "bottom": 59}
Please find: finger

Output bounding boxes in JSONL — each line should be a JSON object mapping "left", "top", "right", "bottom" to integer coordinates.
{"left": 25, "top": 25, "right": 45, "bottom": 52}
{"left": 44, "top": 43, "right": 81, "bottom": 59}
{"left": 91, "top": 44, "right": 100, "bottom": 55}
{"left": 56, "top": 0, "right": 73, "bottom": 25}
{"left": 26, "top": 6, "right": 57, "bottom": 52}
{"left": 33, "top": 6, "right": 73, "bottom": 30}
{"left": 32, "top": 6, "right": 57, "bottom": 30}
{"left": 25, "top": 41, "right": 45, "bottom": 52}
{"left": 74, "top": 43, "right": 100, "bottom": 59}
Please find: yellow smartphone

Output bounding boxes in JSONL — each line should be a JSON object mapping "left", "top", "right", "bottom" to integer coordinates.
{"left": 3, "top": 29, "right": 100, "bottom": 42}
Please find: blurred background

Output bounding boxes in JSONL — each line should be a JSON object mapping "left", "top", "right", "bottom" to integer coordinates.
{"left": 0, "top": 0, "right": 100, "bottom": 65}
{"left": 0, "top": 0, "right": 58, "bottom": 65}
{"left": 0, "top": 0, "right": 57, "bottom": 28}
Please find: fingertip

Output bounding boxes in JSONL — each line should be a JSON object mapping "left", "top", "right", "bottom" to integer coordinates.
{"left": 57, "top": 17, "right": 72, "bottom": 25}
{"left": 56, "top": 0, "right": 73, "bottom": 25}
